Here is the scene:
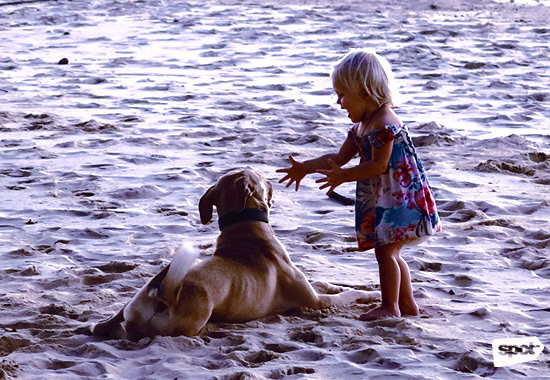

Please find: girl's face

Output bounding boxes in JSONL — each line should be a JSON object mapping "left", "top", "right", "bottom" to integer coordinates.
{"left": 334, "top": 85, "right": 370, "bottom": 124}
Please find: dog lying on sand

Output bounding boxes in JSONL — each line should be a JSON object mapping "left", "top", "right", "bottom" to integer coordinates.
{"left": 92, "top": 169, "right": 375, "bottom": 338}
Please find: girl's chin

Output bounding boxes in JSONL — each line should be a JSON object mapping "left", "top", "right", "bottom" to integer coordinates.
{"left": 345, "top": 112, "right": 360, "bottom": 123}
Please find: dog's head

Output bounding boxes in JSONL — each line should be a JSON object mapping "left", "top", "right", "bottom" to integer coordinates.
{"left": 199, "top": 168, "right": 273, "bottom": 224}
{"left": 93, "top": 246, "right": 200, "bottom": 338}
{"left": 91, "top": 266, "right": 174, "bottom": 339}
{"left": 122, "top": 265, "right": 173, "bottom": 338}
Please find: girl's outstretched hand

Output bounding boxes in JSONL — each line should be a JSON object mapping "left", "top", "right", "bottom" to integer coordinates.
{"left": 316, "top": 159, "right": 344, "bottom": 195}
{"left": 277, "top": 155, "right": 307, "bottom": 191}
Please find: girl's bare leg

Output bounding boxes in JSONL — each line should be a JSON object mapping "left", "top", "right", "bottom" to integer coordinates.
{"left": 360, "top": 242, "right": 402, "bottom": 320}
{"left": 360, "top": 240, "right": 418, "bottom": 320}
{"left": 396, "top": 256, "right": 419, "bottom": 316}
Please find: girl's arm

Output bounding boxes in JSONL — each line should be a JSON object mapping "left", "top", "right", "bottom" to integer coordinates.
{"left": 277, "top": 136, "right": 357, "bottom": 191}
{"left": 316, "top": 138, "right": 393, "bottom": 195}
{"left": 302, "top": 136, "right": 357, "bottom": 172}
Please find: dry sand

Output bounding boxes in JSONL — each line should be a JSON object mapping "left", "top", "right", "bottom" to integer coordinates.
{"left": 1, "top": 0, "right": 549, "bottom": 379}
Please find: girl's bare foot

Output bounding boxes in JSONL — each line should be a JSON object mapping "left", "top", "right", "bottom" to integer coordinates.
{"left": 359, "top": 305, "right": 400, "bottom": 321}
{"left": 399, "top": 300, "right": 419, "bottom": 316}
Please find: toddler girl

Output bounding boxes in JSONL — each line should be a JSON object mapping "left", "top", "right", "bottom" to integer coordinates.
{"left": 277, "top": 49, "right": 442, "bottom": 320}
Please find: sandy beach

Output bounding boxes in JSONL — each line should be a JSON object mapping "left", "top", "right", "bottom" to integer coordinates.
{"left": 1, "top": 0, "right": 549, "bottom": 378}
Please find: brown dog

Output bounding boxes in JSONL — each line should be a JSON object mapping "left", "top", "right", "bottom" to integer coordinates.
{"left": 92, "top": 169, "right": 375, "bottom": 338}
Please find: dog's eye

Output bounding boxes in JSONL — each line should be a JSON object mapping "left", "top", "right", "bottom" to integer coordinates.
{"left": 154, "top": 302, "right": 167, "bottom": 313}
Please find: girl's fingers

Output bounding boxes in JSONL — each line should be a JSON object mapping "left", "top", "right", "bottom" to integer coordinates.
{"left": 319, "top": 182, "right": 338, "bottom": 194}
{"left": 277, "top": 174, "right": 292, "bottom": 187}
{"left": 323, "top": 183, "right": 336, "bottom": 195}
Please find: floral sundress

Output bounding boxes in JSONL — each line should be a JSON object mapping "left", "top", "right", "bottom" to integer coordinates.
{"left": 349, "top": 124, "right": 442, "bottom": 251}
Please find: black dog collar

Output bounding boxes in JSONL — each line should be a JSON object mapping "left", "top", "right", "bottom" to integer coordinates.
{"left": 218, "top": 208, "right": 269, "bottom": 231}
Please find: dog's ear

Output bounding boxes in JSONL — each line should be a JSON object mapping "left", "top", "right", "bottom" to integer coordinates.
{"left": 147, "top": 264, "right": 170, "bottom": 295}
{"left": 199, "top": 185, "right": 216, "bottom": 224}
{"left": 92, "top": 306, "right": 126, "bottom": 336}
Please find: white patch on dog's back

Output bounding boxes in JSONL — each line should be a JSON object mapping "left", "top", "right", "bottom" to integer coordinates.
{"left": 164, "top": 244, "right": 199, "bottom": 292}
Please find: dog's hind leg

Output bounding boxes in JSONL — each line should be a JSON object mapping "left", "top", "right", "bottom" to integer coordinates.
{"left": 310, "top": 281, "right": 345, "bottom": 294}
{"left": 317, "top": 290, "right": 378, "bottom": 309}
{"left": 171, "top": 282, "right": 214, "bottom": 337}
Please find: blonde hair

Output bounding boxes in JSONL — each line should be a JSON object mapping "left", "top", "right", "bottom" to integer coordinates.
{"left": 331, "top": 49, "right": 399, "bottom": 108}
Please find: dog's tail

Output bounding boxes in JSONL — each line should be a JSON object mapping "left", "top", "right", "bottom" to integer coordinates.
{"left": 164, "top": 243, "right": 199, "bottom": 292}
